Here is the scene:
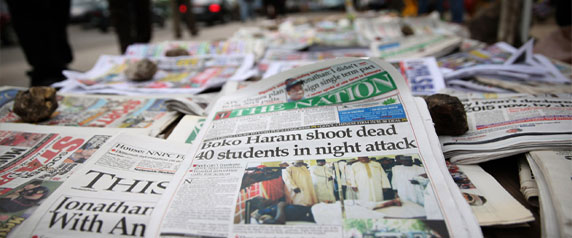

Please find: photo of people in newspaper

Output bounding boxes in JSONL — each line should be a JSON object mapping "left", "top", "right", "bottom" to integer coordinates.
{"left": 447, "top": 162, "right": 476, "bottom": 190}
{"left": 234, "top": 154, "right": 448, "bottom": 236}
{"left": 447, "top": 162, "right": 488, "bottom": 207}
{"left": 63, "top": 135, "right": 111, "bottom": 164}
{"left": 0, "top": 180, "right": 62, "bottom": 237}
{"left": 0, "top": 131, "right": 46, "bottom": 148}
{"left": 343, "top": 218, "right": 448, "bottom": 238}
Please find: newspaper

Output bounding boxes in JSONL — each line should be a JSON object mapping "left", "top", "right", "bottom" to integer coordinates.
{"left": 517, "top": 158, "right": 538, "bottom": 207}
{"left": 439, "top": 40, "right": 570, "bottom": 85}
{"left": 439, "top": 96, "right": 572, "bottom": 164}
{"left": 12, "top": 133, "right": 191, "bottom": 237}
{"left": 0, "top": 123, "right": 143, "bottom": 237}
{"left": 262, "top": 61, "right": 317, "bottom": 79}
{"left": 370, "top": 34, "right": 462, "bottom": 60}
{"left": 147, "top": 58, "right": 481, "bottom": 237}
{"left": 261, "top": 58, "right": 445, "bottom": 96}
{"left": 390, "top": 57, "right": 445, "bottom": 96}
{"left": 258, "top": 48, "right": 370, "bottom": 77}
{"left": 438, "top": 42, "right": 515, "bottom": 71}
{"left": 163, "top": 93, "right": 216, "bottom": 116}
{"left": 526, "top": 150, "right": 572, "bottom": 238}
{"left": 354, "top": 14, "right": 466, "bottom": 46}
{"left": 447, "top": 162, "right": 534, "bottom": 226}
{"left": 56, "top": 54, "right": 255, "bottom": 95}
{"left": 445, "top": 78, "right": 515, "bottom": 93}
{"left": 125, "top": 39, "right": 266, "bottom": 59}
{"left": 0, "top": 88, "right": 178, "bottom": 137}
{"left": 167, "top": 115, "right": 205, "bottom": 144}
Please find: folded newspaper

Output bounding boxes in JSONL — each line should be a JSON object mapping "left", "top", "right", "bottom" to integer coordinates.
{"left": 125, "top": 39, "right": 266, "bottom": 59}
{"left": 0, "top": 123, "right": 146, "bottom": 237}
{"left": 56, "top": 54, "right": 254, "bottom": 95}
{"left": 439, "top": 96, "right": 572, "bottom": 164}
{"left": 446, "top": 162, "right": 533, "bottom": 226}
{"left": 518, "top": 158, "right": 538, "bottom": 207}
{"left": 146, "top": 58, "right": 481, "bottom": 237}
{"left": 12, "top": 133, "right": 191, "bottom": 237}
{"left": 0, "top": 87, "right": 178, "bottom": 137}
{"left": 526, "top": 150, "right": 572, "bottom": 238}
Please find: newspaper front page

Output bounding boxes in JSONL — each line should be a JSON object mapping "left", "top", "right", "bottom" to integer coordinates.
{"left": 0, "top": 89, "right": 178, "bottom": 137}
{"left": 439, "top": 97, "right": 572, "bottom": 164}
{"left": 13, "top": 133, "right": 191, "bottom": 237}
{"left": 147, "top": 58, "right": 481, "bottom": 237}
{"left": 0, "top": 124, "right": 137, "bottom": 237}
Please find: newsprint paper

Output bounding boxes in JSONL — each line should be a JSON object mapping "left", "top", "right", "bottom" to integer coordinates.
{"left": 446, "top": 163, "right": 533, "bottom": 226}
{"left": 526, "top": 150, "right": 572, "bottom": 238}
{"left": 0, "top": 123, "right": 146, "bottom": 237}
{"left": 12, "top": 133, "right": 191, "bottom": 237}
{"left": 147, "top": 58, "right": 482, "bottom": 237}
{"left": 439, "top": 97, "right": 572, "bottom": 164}
{"left": 0, "top": 87, "right": 178, "bottom": 137}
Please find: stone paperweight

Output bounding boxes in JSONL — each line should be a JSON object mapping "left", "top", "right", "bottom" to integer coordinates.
{"left": 13, "top": 87, "right": 58, "bottom": 123}
{"left": 425, "top": 94, "right": 468, "bottom": 136}
{"left": 125, "top": 59, "right": 158, "bottom": 82}
{"left": 165, "top": 48, "right": 190, "bottom": 57}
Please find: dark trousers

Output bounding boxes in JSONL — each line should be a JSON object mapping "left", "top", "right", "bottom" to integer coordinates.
{"left": 108, "top": 0, "right": 152, "bottom": 53}
{"left": 6, "top": 0, "right": 73, "bottom": 86}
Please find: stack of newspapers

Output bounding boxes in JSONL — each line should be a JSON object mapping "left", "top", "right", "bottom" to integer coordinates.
{"left": 6, "top": 58, "right": 482, "bottom": 237}
{"left": 438, "top": 40, "right": 572, "bottom": 94}
{"left": 526, "top": 150, "right": 572, "bottom": 238}
{"left": 439, "top": 94, "right": 572, "bottom": 164}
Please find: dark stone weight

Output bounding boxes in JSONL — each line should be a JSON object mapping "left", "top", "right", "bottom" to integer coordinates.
{"left": 165, "top": 48, "right": 190, "bottom": 57}
{"left": 425, "top": 94, "right": 468, "bottom": 136}
{"left": 125, "top": 59, "right": 158, "bottom": 82}
{"left": 13, "top": 87, "right": 58, "bottom": 123}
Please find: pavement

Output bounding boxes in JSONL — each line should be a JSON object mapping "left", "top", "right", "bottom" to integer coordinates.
{"left": 0, "top": 19, "right": 261, "bottom": 88}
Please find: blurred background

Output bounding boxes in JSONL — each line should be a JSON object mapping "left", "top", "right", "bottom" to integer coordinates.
{"left": 0, "top": 0, "right": 566, "bottom": 87}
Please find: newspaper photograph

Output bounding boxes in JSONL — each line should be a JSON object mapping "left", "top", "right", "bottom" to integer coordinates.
{"left": 439, "top": 97, "right": 572, "bottom": 164}
{"left": 146, "top": 58, "right": 481, "bottom": 237}
{"left": 13, "top": 133, "right": 191, "bottom": 237}
{"left": 0, "top": 90, "right": 178, "bottom": 136}
{"left": 58, "top": 54, "right": 255, "bottom": 94}
{"left": 447, "top": 162, "right": 534, "bottom": 226}
{"left": 0, "top": 123, "right": 130, "bottom": 237}
{"left": 233, "top": 155, "right": 446, "bottom": 236}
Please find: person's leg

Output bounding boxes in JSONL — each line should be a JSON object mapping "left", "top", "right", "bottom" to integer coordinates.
{"left": 183, "top": 0, "right": 198, "bottom": 36}
{"left": 108, "top": 0, "right": 132, "bottom": 53}
{"left": 239, "top": 0, "right": 248, "bottom": 21}
{"left": 418, "top": 0, "right": 429, "bottom": 15}
{"left": 6, "top": 0, "right": 72, "bottom": 86}
{"left": 134, "top": 0, "right": 152, "bottom": 44}
{"left": 273, "top": 202, "right": 287, "bottom": 224}
{"left": 450, "top": 0, "right": 464, "bottom": 23}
